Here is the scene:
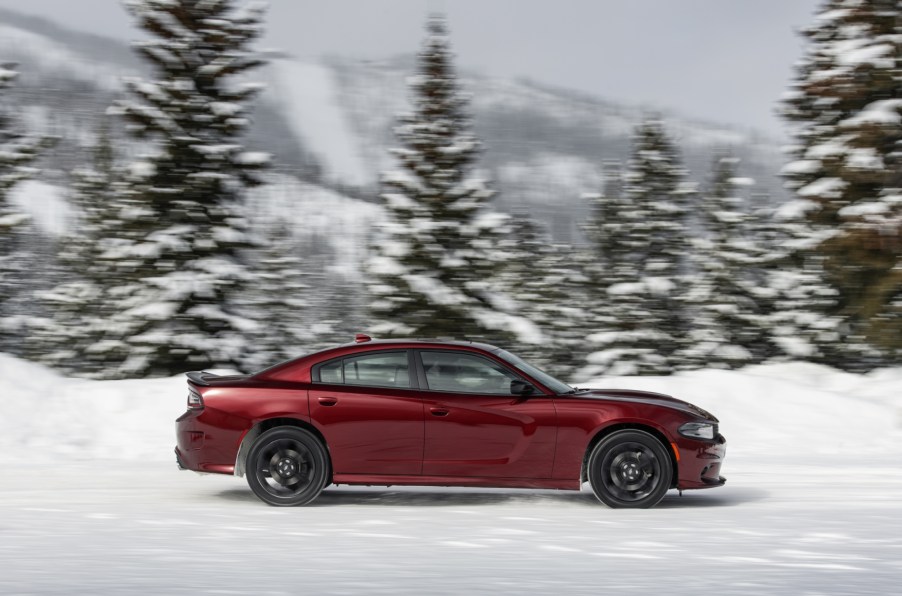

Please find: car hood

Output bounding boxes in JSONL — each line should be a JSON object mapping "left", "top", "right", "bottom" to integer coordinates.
{"left": 565, "top": 388, "right": 718, "bottom": 421}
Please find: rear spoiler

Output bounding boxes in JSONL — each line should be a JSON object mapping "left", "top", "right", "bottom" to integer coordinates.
{"left": 186, "top": 371, "right": 220, "bottom": 386}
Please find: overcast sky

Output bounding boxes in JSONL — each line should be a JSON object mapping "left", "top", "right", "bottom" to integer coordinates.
{"left": 0, "top": 0, "right": 821, "bottom": 137}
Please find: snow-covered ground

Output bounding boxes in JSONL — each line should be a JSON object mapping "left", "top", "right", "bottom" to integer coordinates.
{"left": 1, "top": 354, "right": 901, "bottom": 594}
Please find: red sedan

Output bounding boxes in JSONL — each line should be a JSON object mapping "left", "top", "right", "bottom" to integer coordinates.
{"left": 175, "top": 335, "right": 726, "bottom": 508}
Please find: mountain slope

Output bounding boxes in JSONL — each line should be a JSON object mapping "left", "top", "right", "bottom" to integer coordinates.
{"left": 0, "top": 8, "right": 310, "bottom": 177}
{"left": 320, "top": 55, "right": 790, "bottom": 240}
{"left": 1, "top": 9, "right": 790, "bottom": 243}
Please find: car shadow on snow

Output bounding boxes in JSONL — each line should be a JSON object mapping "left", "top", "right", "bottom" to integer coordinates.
{"left": 655, "top": 486, "right": 769, "bottom": 508}
{"left": 214, "top": 484, "right": 768, "bottom": 508}
{"left": 314, "top": 488, "right": 593, "bottom": 507}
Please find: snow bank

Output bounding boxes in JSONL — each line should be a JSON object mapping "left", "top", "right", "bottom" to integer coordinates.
{"left": 584, "top": 362, "right": 902, "bottom": 458}
{"left": 0, "top": 354, "right": 184, "bottom": 462}
{"left": 1, "top": 353, "right": 899, "bottom": 463}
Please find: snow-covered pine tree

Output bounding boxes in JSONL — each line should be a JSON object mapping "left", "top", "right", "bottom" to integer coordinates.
{"left": 495, "top": 215, "right": 590, "bottom": 378}
{"left": 581, "top": 161, "right": 622, "bottom": 294}
{"left": 0, "top": 61, "right": 54, "bottom": 354}
{"left": 297, "top": 255, "right": 368, "bottom": 351}
{"left": 756, "top": 199, "right": 847, "bottom": 364}
{"left": 367, "top": 15, "right": 538, "bottom": 346}
{"left": 581, "top": 119, "right": 694, "bottom": 377}
{"left": 237, "top": 217, "right": 354, "bottom": 372}
{"left": 680, "top": 156, "right": 766, "bottom": 369}
{"left": 782, "top": 0, "right": 902, "bottom": 365}
{"left": 26, "top": 121, "right": 127, "bottom": 375}
{"left": 581, "top": 160, "right": 632, "bottom": 309}
{"left": 100, "top": 0, "right": 270, "bottom": 376}
{"left": 580, "top": 161, "right": 629, "bottom": 376}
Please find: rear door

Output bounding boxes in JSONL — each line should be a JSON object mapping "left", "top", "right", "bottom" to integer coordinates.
{"left": 309, "top": 350, "right": 424, "bottom": 475}
{"left": 417, "top": 349, "right": 557, "bottom": 479}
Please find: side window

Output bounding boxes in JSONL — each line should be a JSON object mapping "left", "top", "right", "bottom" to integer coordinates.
{"left": 314, "top": 351, "right": 411, "bottom": 389}
{"left": 421, "top": 351, "right": 518, "bottom": 395}
{"left": 319, "top": 359, "right": 343, "bottom": 384}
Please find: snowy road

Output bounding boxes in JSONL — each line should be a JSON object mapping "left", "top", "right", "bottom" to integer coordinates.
{"left": 3, "top": 359, "right": 901, "bottom": 594}
{"left": 2, "top": 455, "right": 901, "bottom": 595}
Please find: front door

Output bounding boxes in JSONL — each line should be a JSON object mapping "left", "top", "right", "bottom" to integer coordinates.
{"left": 418, "top": 350, "right": 557, "bottom": 479}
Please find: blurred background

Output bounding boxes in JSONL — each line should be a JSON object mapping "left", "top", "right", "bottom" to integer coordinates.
{"left": 0, "top": 0, "right": 898, "bottom": 381}
{"left": 1, "top": 4, "right": 901, "bottom": 595}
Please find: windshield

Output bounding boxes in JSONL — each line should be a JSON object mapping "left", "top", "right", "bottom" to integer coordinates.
{"left": 493, "top": 349, "right": 573, "bottom": 395}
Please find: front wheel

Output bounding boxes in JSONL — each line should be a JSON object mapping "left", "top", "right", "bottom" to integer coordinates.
{"left": 587, "top": 430, "right": 672, "bottom": 509}
{"left": 246, "top": 427, "right": 330, "bottom": 506}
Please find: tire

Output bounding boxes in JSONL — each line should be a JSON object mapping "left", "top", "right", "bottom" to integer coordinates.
{"left": 246, "top": 427, "right": 330, "bottom": 506}
{"left": 587, "top": 430, "right": 672, "bottom": 509}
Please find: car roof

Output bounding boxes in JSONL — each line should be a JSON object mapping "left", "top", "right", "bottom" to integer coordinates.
{"left": 338, "top": 338, "right": 502, "bottom": 351}
{"left": 252, "top": 337, "right": 507, "bottom": 381}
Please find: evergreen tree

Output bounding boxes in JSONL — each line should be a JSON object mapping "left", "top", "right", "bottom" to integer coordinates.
{"left": 495, "top": 215, "right": 590, "bottom": 379}
{"left": 680, "top": 156, "right": 765, "bottom": 368}
{"left": 782, "top": 0, "right": 902, "bottom": 365}
{"left": 757, "top": 199, "right": 847, "bottom": 364}
{"left": 238, "top": 219, "right": 351, "bottom": 372}
{"left": 98, "top": 0, "right": 270, "bottom": 376}
{"left": 27, "top": 121, "right": 127, "bottom": 374}
{"left": 366, "top": 15, "right": 535, "bottom": 346}
{"left": 581, "top": 119, "right": 694, "bottom": 377}
{"left": 0, "top": 61, "right": 54, "bottom": 353}
{"left": 582, "top": 161, "right": 624, "bottom": 275}
{"left": 581, "top": 161, "right": 623, "bottom": 310}
{"left": 299, "top": 257, "right": 366, "bottom": 351}
{"left": 0, "top": 62, "right": 53, "bottom": 210}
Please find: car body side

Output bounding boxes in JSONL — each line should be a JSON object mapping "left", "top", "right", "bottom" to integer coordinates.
{"left": 175, "top": 341, "right": 725, "bottom": 492}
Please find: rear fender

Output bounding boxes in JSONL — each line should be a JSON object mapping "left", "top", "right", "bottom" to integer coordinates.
{"left": 234, "top": 417, "right": 329, "bottom": 479}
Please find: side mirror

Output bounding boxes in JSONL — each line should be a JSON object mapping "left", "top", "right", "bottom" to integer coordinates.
{"left": 510, "top": 379, "right": 535, "bottom": 397}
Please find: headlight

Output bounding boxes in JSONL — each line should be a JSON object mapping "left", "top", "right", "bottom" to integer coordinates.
{"left": 679, "top": 421, "right": 717, "bottom": 440}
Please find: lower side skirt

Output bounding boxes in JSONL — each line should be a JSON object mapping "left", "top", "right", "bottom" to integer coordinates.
{"left": 331, "top": 473, "right": 579, "bottom": 491}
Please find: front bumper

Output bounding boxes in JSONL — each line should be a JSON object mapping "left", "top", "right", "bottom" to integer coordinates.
{"left": 676, "top": 433, "right": 727, "bottom": 490}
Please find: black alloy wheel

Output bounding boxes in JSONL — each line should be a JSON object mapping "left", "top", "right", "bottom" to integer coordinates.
{"left": 246, "top": 427, "right": 330, "bottom": 506}
{"left": 587, "top": 430, "right": 672, "bottom": 509}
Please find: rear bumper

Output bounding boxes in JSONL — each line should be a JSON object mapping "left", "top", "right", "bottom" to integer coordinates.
{"left": 676, "top": 433, "right": 727, "bottom": 491}
{"left": 175, "top": 408, "right": 241, "bottom": 475}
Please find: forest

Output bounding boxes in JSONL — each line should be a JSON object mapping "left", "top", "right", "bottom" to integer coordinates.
{"left": 0, "top": 0, "right": 899, "bottom": 380}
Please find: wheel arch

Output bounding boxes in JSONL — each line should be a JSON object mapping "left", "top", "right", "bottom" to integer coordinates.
{"left": 234, "top": 417, "right": 331, "bottom": 481}
{"left": 580, "top": 423, "right": 679, "bottom": 488}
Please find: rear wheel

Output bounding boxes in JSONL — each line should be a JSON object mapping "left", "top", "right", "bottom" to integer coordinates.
{"left": 587, "top": 430, "right": 672, "bottom": 509}
{"left": 246, "top": 427, "right": 330, "bottom": 506}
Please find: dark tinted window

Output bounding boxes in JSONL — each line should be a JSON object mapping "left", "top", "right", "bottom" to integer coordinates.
{"left": 493, "top": 349, "right": 571, "bottom": 394}
{"left": 318, "top": 359, "right": 343, "bottom": 384}
{"left": 421, "top": 351, "right": 518, "bottom": 395}
{"left": 315, "top": 351, "right": 411, "bottom": 388}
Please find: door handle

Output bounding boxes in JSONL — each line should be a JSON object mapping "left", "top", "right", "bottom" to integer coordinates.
{"left": 429, "top": 407, "right": 449, "bottom": 417}
{"left": 318, "top": 397, "right": 338, "bottom": 407}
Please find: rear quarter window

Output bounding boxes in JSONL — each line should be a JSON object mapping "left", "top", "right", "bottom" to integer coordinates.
{"left": 313, "top": 350, "right": 411, "bottom": 389}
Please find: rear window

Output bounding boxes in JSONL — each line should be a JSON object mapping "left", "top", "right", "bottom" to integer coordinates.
{"left": 313, "top": 351, "right": 411, "bottom": 389}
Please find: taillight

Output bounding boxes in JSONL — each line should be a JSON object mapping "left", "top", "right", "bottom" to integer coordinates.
{"left": 187, "top": 387, "right": 204, "bottom": 409}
